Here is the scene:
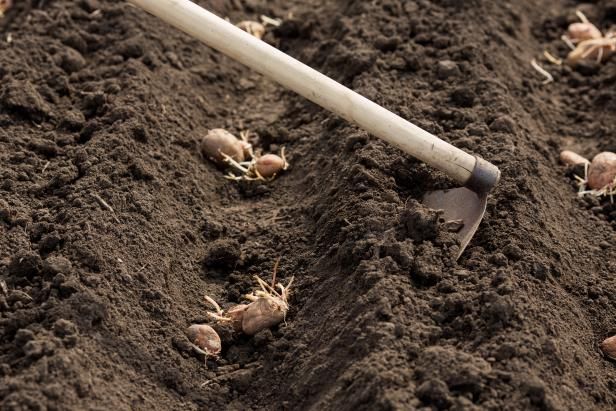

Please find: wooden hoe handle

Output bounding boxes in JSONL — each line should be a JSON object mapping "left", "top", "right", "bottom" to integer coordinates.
{"left": 128, "top": 0, "right": 500, "bottom": 192}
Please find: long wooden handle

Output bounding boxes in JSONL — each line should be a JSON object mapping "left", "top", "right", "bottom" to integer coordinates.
{"left": 128, "top": 0, "right": 491, "bottom": 186}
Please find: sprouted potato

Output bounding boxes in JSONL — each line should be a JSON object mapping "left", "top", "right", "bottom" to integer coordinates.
{"left": 564, "top": 150, "right": 616, "bottom": 197}
{"left": 222, "top": 147, "right": 289, "bottom": 181}
{"left": 587, "top": 152, "right": 616, "bottom": 190}
{"left": 201, "top": 129, "right": 251, "bottom": 166}
{"left": 562, "top": 11, "right": 616, "bottom": 65}
{"left": 205, "top": 260, "right": 293, "bottom": 336}
{"left": 255, "top": 153, "right": 287, "bottom": 178}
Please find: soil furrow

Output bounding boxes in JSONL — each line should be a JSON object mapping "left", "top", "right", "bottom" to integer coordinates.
{"left": 1, "top": 0, "right": 615, "bottom": 410}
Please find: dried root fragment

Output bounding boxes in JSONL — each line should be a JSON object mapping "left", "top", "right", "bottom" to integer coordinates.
{"left": 186, "top": 324, "right": 222, "bottom": 357}
{"left": 205, "top": 260, "right": 293, "bottom": 335}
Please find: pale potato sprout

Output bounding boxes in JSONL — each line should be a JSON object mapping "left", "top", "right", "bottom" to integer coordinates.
{"left": 530, "top": 59, "right": 553, "bottom": 84}
{"left": 205, "top": 260, "right": 294, "bottom": 336}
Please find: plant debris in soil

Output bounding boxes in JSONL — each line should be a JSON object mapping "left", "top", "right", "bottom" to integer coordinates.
{"left": 1, "top": 0, "right": 615, "bottom": 410}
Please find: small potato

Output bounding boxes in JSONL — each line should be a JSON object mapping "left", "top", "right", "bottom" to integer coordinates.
{"left": 201, "top": 129, "right": 247, "bottom": 166}
{"left": 236, "top": 21, "right": 266, "bottom": 39}
{"left": 587, "top": 152, "right": 616, "bottom": 190}
{"left": 600, "top": 335, "right": 616, "bottom": 360}
{"left": 559, "top": 150, "right": 589, "bottom": 166}
{"left": 241, "top": 297, "right": 286, "bottom": 336}
{"left": 255, "top": 154, "right": 286, "bottom": 178}
{"left": 567, "top": 22, "right": 602, "bottom": 42}
{"left": 186, "top": 324, "right": 221, "bottom": 357}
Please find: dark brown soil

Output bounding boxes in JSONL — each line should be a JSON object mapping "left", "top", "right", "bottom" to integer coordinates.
{"left": 1, "top": 0, "right": 616, "bottom": 410}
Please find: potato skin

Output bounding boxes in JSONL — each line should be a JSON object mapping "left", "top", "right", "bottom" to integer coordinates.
{"left": 201, "top": 129, "right": 245, "bottom": 165}
{"left": 567, "top": 22, "right": 602, "bottom": 42}
{"left": 241, "top": 297, "right": 286, "bottom": 335}
{"left": 588, "top": 152, "right": 616, "bottom": 190}
{"left": 600, "top": 335, "right": 616, "bottom": 360}
{"left": 186, "top": 324, "right": 221, "bottom": 356}
{"left": 255, "top": 154, "right": 286, "bottom": 178}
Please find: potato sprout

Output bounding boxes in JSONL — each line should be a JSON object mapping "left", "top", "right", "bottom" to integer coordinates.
{"left": 587, "top": 152, "right": 616, "bottom": 191}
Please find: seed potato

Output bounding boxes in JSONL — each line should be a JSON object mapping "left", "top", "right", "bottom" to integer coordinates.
{"left": 186, "top": 324, "right": 221, "bottom": 357}
{"left": 588, "top": 152, "right": 616, "bottom": 190}
{"left": 201, "top": 129, "right": 247, "bottom": 165}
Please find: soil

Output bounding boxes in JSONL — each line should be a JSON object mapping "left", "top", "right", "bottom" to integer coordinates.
{"left": 1, "top": 0, "right": 615, "bottom": 410}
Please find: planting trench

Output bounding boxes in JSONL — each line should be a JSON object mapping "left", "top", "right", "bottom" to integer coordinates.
{"left": 0, "top": 0, "right": 615, "bottom": 410}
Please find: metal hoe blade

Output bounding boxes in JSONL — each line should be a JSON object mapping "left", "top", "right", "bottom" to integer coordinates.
{"left": 423, "top": 187, "right": 488, "bottom": 261}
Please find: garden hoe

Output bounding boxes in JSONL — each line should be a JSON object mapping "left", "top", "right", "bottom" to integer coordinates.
{"left": 127, "top": 0, "right": 501, "bottom": 260}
